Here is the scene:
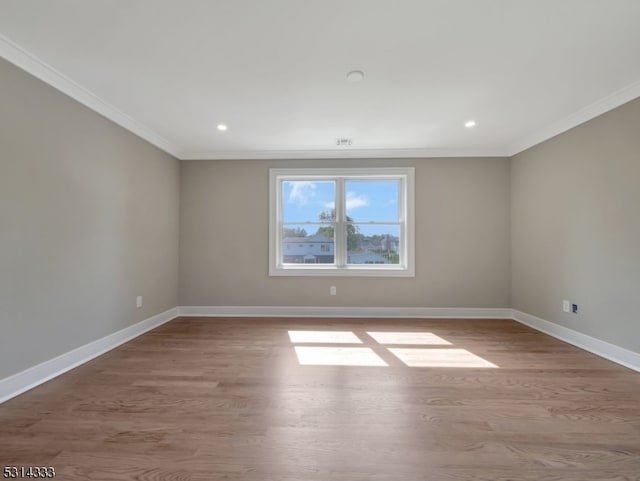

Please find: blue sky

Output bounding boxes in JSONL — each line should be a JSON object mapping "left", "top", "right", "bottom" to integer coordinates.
{"left": 283, "top": 181, "right": 399, "bottom": 234}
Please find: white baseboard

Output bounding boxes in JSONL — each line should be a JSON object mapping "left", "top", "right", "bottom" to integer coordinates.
{"left": 181, "top": 306, "right": 640, "bottom": 372}
{"left": 512, "top": 310, "right": 640, "bottom": 372}
{"left": 0, "top": 307, "right": 179, "bottom": 404}
{"left": 178, "top": 305, "right": 512, "bottom": 319}
{"left": 3, "top": 306, "right": 636, "bottom": 405}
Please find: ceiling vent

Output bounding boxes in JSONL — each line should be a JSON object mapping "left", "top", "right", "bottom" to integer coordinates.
{"left": 336, "top": 138, "right": 353, "bottom": 147}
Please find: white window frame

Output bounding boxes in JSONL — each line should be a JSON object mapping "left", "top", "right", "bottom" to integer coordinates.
{"left": 269, "top": 167, "right": 415, "bottom": 277}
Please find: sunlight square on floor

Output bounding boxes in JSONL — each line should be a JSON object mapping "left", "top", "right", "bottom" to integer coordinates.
{"left": 366, "top": 331, "right": 451, "bottom": 345}
{"left": 294, "top": 346, "right": 387, "bottom": 366}
{"left": 288, "top": 330, "right": 362, "bottom": 344}
{"left": 389, "top": 348, "right": 498, "bottom": 368}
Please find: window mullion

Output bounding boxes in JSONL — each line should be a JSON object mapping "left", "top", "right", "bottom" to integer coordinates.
{"left": 398, "top": 177, "right": 405, "bottom": 267}
{"left": 276, "top": 179, "right": 284, "bottom": 268}
{"left": 335, "top": 178, "right": 346, "bottom": 267}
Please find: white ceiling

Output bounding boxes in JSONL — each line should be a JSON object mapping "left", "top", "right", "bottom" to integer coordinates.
{"left": 1, "top": 0, "right": 639, "bottom": 160}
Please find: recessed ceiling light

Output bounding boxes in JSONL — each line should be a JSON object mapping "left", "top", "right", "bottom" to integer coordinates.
{"left": 217, "top": 124, "right": 228, "bottom": 131}
{"left": 346, "top": 70, "right": 364, "bottom": 82}
{"left": 465, "top": 120, "right": 476, "bottom": 128}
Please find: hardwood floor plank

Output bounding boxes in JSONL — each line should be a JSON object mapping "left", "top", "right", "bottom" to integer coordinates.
{"left": 1, "top": 317, "right": 639, "bottom": 479}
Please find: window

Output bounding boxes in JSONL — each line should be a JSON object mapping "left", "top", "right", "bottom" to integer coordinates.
{"left": 269, "top": 167, "right": 414, "bottom": 276}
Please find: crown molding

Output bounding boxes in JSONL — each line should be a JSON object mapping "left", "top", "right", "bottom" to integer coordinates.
{"left": 508, "top": 79, "right": 640, "bottom": 156}
{"left": 180, "top": 147, "right": 510, "bottom": 161}
{"left": 4, "top": 32, "right": 639, "bottom": 161}
{"left": 0, "top": 34, "right": 183, "bottom": 159}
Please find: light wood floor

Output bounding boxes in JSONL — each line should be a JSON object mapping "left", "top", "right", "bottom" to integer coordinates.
{"left": 1, "top": 317, "right": 639, "bottom": 480}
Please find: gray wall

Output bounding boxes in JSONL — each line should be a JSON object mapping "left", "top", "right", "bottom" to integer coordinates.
{"left": 179, "top": 157, "right": 511, "bottom": 308}
{"left": 0, "top": 58, "right": 180, "bottom": 379}
{"left": 511, "top": 97, "right": 640, "bottom": 353}
{"left": 4, "top": 47, "right": 638, "bottom": 383}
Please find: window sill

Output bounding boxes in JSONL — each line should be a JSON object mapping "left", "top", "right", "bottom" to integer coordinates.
{"left": 269, "top": 265, "right": 415, "bottom": 277}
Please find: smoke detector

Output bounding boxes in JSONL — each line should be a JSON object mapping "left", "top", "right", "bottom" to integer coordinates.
{"left": 336, "top": 138, "right": 353, "bottom": 147}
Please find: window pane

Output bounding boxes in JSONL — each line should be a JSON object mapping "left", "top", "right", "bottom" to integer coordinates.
{"left": 345, "top": 180, "right": 400, "bottom": 222}
{"left": 282, "top": 181, "right": 335, "bottom": 223}
{"left": 270, "top": 167, "right": 413, "bottom": 277}
{"left": 282, "top": 224, "right": 334, "bottom": 264}
{"left": 346, "top": 224, "right": 400, "bottom": 265}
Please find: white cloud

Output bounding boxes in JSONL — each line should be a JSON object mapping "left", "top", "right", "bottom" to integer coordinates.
{"left": 346, "top": 192, "right": 368, "bottom": 209}
{"left": 288, "top": 181, "right": 316, "bottom": 205}
{"left": 323, "top": 192, "right": 368, "bottom": 210}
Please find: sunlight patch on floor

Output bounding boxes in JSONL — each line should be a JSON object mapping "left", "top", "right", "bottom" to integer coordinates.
{"left": 288, "top": 330, "right": 362, "bottom": 344}
{"left": 389, "top": 348, "right": 498, "bottom": 368}
{"left": 294, "top": 346, "right": 387, "bottom": 366}
{"left": 367, "top": 331, "right": 451, "bottom": 345}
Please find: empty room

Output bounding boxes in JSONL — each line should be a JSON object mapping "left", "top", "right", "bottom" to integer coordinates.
{"left": 1, "top": 1, "right": 639, "bottom": 479}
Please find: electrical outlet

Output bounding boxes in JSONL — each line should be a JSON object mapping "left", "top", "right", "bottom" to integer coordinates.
{"left": 571, "top": 303, "right": 578, "bottom": 314}
{"left": 136, "top": 295, "right": 142, "bottom": 308}
{"left": 562, "top": 300, "right": 571, "bottom": 313}
{"left": 330, "top": 286, "right": 337, "bottom": 296}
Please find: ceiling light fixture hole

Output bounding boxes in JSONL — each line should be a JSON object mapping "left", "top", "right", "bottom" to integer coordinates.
{"left": 346, "top": 70, "right": 364, "bottom": 82}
